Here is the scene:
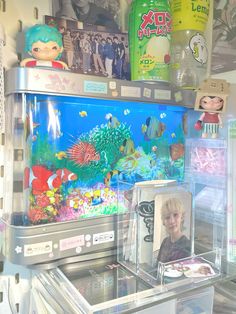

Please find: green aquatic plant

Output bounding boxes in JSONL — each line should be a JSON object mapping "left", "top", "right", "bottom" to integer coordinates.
{"left": 80, "top": 203, "right": 126, "bottom": 218}
{"left": 90, "top": 123, "right": 131, "bottom": 164}
{"left": 31, "top": 134, "right": 55, "bottom": 166}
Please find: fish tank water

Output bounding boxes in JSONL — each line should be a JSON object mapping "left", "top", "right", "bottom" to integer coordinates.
{"left": 4, "top": 93, "right": 187, "bottom": 226}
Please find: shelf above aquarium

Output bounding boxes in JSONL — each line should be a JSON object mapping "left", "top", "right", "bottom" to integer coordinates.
{"left": 5, "top": 67, "right": 196, "bottom": 108}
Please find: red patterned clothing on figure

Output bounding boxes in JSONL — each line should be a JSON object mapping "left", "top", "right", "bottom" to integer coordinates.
{"left": 24, "top": 59, "right": 65, "bottom": 69}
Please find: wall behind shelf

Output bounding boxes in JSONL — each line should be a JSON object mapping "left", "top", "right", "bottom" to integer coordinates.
{"left": 0, "top": 0, "right": 52, "bottom": 69}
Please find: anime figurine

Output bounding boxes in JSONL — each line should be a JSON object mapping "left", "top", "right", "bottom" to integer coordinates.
{"left": 194, "top": 78, "right": 229, "bottom": 139}
{"left": 20, "top": 24, "right": 68, "bottom": 70}
{"left": 194, "top": 96, "right": 223, "bottom": 139}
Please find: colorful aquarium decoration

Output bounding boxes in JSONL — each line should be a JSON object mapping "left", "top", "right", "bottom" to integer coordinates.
{"left": 13, "top": 95, "right": 186, "bottom": 225}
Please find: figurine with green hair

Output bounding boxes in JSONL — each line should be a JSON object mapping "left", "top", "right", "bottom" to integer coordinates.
{"left": 20, "top": 24, "right": 68, "bottom": 70}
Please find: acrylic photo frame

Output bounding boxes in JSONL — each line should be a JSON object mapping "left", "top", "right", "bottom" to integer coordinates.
{"left": 45, "top": 15, "right": 130, "bottom": 80}
{"left": 153, "top": 189, "right": 192, "bottom": 266}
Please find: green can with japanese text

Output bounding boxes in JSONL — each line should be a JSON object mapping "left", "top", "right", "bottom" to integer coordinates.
{"left": 129, "top": 0, "right": 172, "bottom": 82}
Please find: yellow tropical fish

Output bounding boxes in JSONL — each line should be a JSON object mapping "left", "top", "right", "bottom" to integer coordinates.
{"left": 119, "top": 139, "right": 135, "bottom": 156}
{"left": 171, "top": 133, "right": 176, "bottom": 138}
{"left": 108, "top": 116, "right": 120, "bottom": 128}
{"left": 85, "top": 191, "right": 92, "bottom": 199}
{"left": 55, "top": 151, "right": 67, "bottom": 160}
{"left": 79, "top": 111, "right": 88, "bottom": 117}
{"left": 141, "top": 124, "right": 147, "bottom": 133}
{"left": 93, "top": 190, "right": 101, "bottom": 197}
{"left": 104, "top": 170, "right": 121, "bottom": 186}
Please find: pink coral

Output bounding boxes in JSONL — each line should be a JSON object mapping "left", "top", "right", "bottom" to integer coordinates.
{"left": 35, "top": 194, "right": 50, "bottom": 207}
{"left": 28, "top": 207, "right": 49, "bottom": 224}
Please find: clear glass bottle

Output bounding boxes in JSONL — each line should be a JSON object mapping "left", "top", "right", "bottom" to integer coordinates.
{"left": 171, "top": 30, "right": 209, "bottom": 89}
{"left": 170, "top": 0, "right": 211, "bottom": 89}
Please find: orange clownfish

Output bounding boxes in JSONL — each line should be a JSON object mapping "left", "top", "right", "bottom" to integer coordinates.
{"left": 24, "top": 165, "right": 77, "bottom": 195}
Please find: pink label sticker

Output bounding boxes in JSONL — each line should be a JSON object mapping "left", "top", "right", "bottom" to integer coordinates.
{"left": 60, "top": 235, "right": 85, "bottom": 251}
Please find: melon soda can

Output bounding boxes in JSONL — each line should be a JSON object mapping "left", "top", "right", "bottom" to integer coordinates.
{"left": 129, "top": 0, "right": 172, "bottom": 82}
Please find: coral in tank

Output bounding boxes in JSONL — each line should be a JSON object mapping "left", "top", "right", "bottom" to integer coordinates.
{"left": 65, "top": 122, "right": 131, "bottom": 182}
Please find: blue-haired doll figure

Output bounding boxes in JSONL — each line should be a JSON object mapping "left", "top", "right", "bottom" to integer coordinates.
{"left": 20, "top": 24, "right": 68, "bottom": 70}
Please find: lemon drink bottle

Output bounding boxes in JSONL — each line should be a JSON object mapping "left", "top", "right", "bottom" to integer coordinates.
{"left": 129, "top": 0, "right": 172, "bottom": 82}
{"left": 171, "top": 0, "right": 211, "bottom": 89}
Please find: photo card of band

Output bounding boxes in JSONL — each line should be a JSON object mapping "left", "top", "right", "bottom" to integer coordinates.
{"left": 45, "top": 15, "right": 130, "bottom": 80}
{"left": 153, "top": 189, "right": 192, "bottom": 267}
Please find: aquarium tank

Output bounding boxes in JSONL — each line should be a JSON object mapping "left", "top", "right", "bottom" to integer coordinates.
{"left": 4, "top": 94, "right": 187, "bottom": 226}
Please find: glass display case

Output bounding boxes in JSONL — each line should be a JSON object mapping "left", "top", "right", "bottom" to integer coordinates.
{"left": 118, "top": 181, "right": 193, "bottom": 282}
{"left": 0, "top": 1, "right": 235, "bottom": 311}
{"left": 1, "top": 67, "right": 187, "bottom": 265}
{"left": 1, "top": 67, "right": 236, "bottom": 314}
{"left": 117, "top": 180, "right": 223, "bottom": 288}
{"left": 227, "top": 119, "right": 236, "bottom": 263}
{"left": 185, "top": 137, "right": 227, "bottom": 254}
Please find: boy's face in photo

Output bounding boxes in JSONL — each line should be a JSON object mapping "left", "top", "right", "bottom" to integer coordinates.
{"left": 162, "top": 210, "right": 183, "bottom": 236}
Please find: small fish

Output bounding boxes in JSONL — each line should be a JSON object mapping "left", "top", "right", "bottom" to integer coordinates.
{"left": 108, "top": 116, "right": 120, "bottom": 128}
{"left": 141, "top": 124, "right": 147, "bottom": 133}
{"left": 32, "top": 135, "right": 37, "bottom": 142}
{"left": 92, "top": 197, "right": 103, "bottom": 206}
{"left": 105, "top": 113, "right": 112, "bottom": 120}
{"left": 142, "top": 116, "right": 166, "bottom": 140}
{"left": 119, "top": 139, "right": 135, "bottom": 155}
{"left": 85, "top": 191, "right": 93, "bottom": 200}
{"left": 124, "top": 109, "right": 130, "bottom": 115}
{"left": 84, "top": 190, "right": 103, "bottom": 205}
{"left": 55, "top": 151, "right": 67, "bottom": 160}
{"left": 79, "top": 111, "right": 87, "bottom": 117}
{"left": 171, "top": 133, "right": 176, "bottom": 138}
{"left": 160, "top": 113, "right": 166, "bottom": 119}
{"left": 92, "top": 190, "right": 103, "bottom": 205}
{"left": 104, "top": 170, "right": 121, "bottom": 186}
{"left": 152, "top": 145, "right": 158, "bottom": 152}
{"left": 93, "top": 190, "right": 101, "bottom": 198}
